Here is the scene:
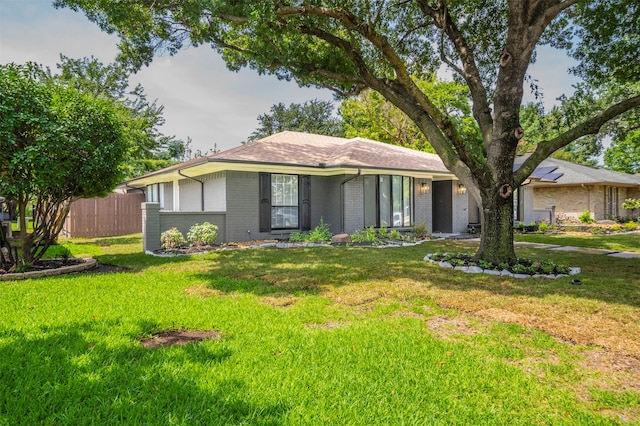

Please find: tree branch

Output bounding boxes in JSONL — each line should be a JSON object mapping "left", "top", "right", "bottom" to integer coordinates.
{"left": 415, "top": 0, "right": 493, "bottom": 143}
{"left": 515, "top": 94, "right": 640, "bottom": 183}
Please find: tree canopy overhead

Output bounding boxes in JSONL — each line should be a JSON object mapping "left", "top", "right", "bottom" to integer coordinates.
{"left": 55, "top": 0, "right": 640, "bottom": 264}
{"left": 247, "top": 99, "right": 343, "bottom": 142}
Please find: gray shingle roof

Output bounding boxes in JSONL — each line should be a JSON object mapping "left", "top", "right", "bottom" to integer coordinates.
{"left": 515, "top": 155, "right": 640, "bottom": 186}
{"left": 210, "top": 131, "right": 450, "bottom": 173}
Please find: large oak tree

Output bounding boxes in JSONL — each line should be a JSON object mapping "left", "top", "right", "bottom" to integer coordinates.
{"left": 56, "top": 0, "right": 640, "bottom": 264}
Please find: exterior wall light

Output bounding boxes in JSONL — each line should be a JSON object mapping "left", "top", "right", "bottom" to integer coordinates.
{"left": 420, "top": 182, "right": 430, "bottom": 194}
{"left": 457, "top": 183, "right": 467, "bottom": 194}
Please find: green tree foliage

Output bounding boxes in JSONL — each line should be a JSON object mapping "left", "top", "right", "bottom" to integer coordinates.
{"left": 518, "top": 103, "right": 600, "bottom": 166}
{"left": 0, "top": 62, "right": 128, "bottom": 265}
{"left": 605, "top": 130, "right": 640, "bottom": 174}
{"left": 340, "top": 76, "right": 478, "bottom": 153}
{"left": 54, "top": 55, "right": 187, "bottom": 178}
{"left": 55, "top": 0, "right": 640, "bottom": 264}
{"left": 247, "top": 99, "right": 343, "bottom": 142}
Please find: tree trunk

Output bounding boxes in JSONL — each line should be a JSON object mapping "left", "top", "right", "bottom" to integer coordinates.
{"left": 17, "top": 198, "right": 33, "bottom": 263}
{"left": 475, "top": 186, "right": 517, "bottom": 265}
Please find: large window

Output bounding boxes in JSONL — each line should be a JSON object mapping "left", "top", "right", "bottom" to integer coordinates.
{"left": 271, "top": 174, "right": 299, "bottom": 229}
{"left": 364, "top": 175, "right": 413, "bottom": 228}
{"left": 605, "top": 186, "right": 619, "bottom": 218}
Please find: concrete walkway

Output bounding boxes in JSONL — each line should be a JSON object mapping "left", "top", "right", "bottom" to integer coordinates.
{"left": 433, "top": 233, "right": 640, "bottom": 259}
{"left": 514, "top": 241, "right": 640, "bottom": 258}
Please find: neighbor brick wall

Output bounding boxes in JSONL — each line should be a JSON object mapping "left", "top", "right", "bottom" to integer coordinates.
{"left": 534, "top": 184, "right": 638, "bottom": 220}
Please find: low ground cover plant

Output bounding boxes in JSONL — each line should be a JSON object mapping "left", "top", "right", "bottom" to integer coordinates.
{"left": 428, "top": 252, "right": 572, "bottom": 275}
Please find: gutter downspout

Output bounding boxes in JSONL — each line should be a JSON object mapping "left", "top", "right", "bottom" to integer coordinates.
{"left": 340, "top": 168, "right": 361, "bottom": 233}
{"left": 178, "top": 170, "right": 204, "bottom": 211}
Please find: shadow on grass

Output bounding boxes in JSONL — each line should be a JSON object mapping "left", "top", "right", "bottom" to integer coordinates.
{"left": 0, "top": 322, "right": 288, "bottom": 425}
{"left": 192, "top": 242, "right": 640, "bottom": 308}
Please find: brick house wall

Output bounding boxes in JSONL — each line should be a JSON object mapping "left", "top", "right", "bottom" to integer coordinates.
{"left": 533, "top": 184, "right": 638, "bottom": 221}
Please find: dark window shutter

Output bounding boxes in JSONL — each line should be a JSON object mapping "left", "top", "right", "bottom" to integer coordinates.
{"left": 259, "top": 173, "right": 271, "bottom": 232}
{"left": 300, "top": 175, "right": 311, "bottom": 231}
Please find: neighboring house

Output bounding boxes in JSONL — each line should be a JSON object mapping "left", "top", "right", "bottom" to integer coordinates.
{"left": 121, "top": 131, "right": 470, "bottom": 251}
{"left": 514, "top": 156, "right": 640, "bottom": 224}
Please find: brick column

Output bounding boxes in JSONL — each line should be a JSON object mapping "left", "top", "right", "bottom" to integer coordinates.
{"left": 141, "top": 202, "right": 161, "bottom": 253}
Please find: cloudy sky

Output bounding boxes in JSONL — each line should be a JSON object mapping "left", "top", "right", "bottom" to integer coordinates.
{"left": 1, "top": 0, "right": 579, "bottom": 154}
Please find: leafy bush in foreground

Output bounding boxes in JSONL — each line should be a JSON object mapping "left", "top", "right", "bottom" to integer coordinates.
{"left": 161, "top": 228, "right": 186, "bottom": 249}
{"left": 187, "top": 222, "right": 218, "bottom": 247}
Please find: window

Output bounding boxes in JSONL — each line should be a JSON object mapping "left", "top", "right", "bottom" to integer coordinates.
{"left": 271, "top": 174, "right": 299, "bottom": 229}
{"left": 146, "top": 183, "right": 164, "bottom": 209}
{"left": 259, "top": 173, "right": 311, "bottom": 232}
{"left": 364, "top": 175, "right": 413, "bottom": 228}
{"left": 605, "top": 186, "right": 619, "bottom": 218}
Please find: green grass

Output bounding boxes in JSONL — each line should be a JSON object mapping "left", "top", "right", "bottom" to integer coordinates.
{"left": 1, "top": 234, "right": 639, "bottom": 424}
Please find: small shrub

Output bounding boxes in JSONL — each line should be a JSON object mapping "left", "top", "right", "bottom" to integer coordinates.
{"left": 288, "top": 231, "right": 307, "bottom": 242}
{"left": 307, "top": 218, "right": 332, "bottom": 242}
{"left": 16, "top": 262, "right": 34, "bottom": 273}
{"left": 389, "top": 229, "right": 403, "bottom": 241}
{"left": 624, "top": 221, "right": 638, "bottom": 231}
{"left": 412, "top": 222, "right": 429, "bottom": 239}
{"left": 43, "top": 245, "right": 72, "bottom": 260}
{"left": 161, "top": 227, "right": 186, "bottom": 249}
{"left": 578, "top": 210, "right": 595, "bottom": 224}
{"left": 378, "top": 226, "right": 388, "bottom": 239}
{"left": 351, "top": 226, "right": 380, "bottom": 244}
{"left": 538, "top": 221, "right": 549, "bottom": 233}
{"left": 187, "top": 222, "right": 218, "bottom": 247}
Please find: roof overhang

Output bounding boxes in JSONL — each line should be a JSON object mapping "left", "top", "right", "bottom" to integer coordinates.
{"left": 121, "top": 159, "right": 455, "bottom": 188}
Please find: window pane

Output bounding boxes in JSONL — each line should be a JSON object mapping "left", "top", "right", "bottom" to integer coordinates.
{"left": 403, "top": 177, "right": 411, "bottom": 226}
{"left": 364, "top": 175, "right": 377, "bottom": 227}
{"left": 271, "top": 207, "right": 299, "bottom": 229}
{"left": 379, "top": 176, "right": 391, "bottom": 227}
{"left": 392, "top": 176, "right": 403, "bottom": 226}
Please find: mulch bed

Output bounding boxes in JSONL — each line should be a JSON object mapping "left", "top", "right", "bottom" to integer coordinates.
{"left": 140, "top": 329, "right": 221, "bottom": 348}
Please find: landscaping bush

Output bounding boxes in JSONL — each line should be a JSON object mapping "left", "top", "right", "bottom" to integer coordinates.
{"left": 389, "top": 229, "right": 403, "bottom": 241}
{"left": 187, "top": 222, "right": 218, "bottom": 247}
{"left": 578, "top": 210, "right": 595, "bottom": 224}
{"left": 288, "top": 231, "right": 307, "bottom": 242}
{"left": 160, "top": 227, "right": 186, "bottom": 249}
{"left": 538, "top": 221, "right": 549, "bottom": 233}
{"left": 624, "top": 221, "right": 638, "bottom": 231}
{"left": 306, "top": 218, "right": 332, "bottom": 242}
{"left": 350, "top": 226, "right": 380, "bottom": 244}
{"left": 412, "top": 222, "right": 429, "bottom": 239}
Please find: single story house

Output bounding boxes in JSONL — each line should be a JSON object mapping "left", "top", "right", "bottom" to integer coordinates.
{"left": 514, "top": 155, "right": 640, "bottom": 223}
{"left": 122, "top": 132, "right": 640, "bottom": 251}
{"left": 121, "top": 131, "right": 470, "bottom": 251}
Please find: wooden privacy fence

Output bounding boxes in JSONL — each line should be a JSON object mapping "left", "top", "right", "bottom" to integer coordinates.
{"left": 63, "top": 193, "right": 145, "bottom": 238}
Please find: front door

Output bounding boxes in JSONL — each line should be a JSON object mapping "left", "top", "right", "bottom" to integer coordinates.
{"left": 432, "top": 180, "right": 452, "bottom": 233}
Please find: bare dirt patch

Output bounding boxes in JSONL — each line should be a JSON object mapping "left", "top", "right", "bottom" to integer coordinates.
{"left": 260, "top": 294, "right": 300, "bottom": 307}
{"left": 140, "top": 329, "right": 221, "bottom": 348}
{"left": 184, "top": 284, "right": 225, "bottom": 298}
{"left": 427, "top": 315, "right": 485, "bottom": 338}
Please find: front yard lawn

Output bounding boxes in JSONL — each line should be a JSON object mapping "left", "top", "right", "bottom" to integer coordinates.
{"left": 0, "top": 234, "right": 638, "bottom": 424}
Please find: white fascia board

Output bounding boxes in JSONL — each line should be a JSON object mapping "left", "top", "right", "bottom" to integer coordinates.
{"left": 124, "top": 160, "right": 456, "bottom": 188}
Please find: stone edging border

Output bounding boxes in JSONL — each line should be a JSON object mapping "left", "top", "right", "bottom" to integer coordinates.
{"left": 0, "top": 258, "right": 97, "bottom": 281}
{"left": 145, "top": 239, "right": 429, "bottom": 256}
{"left": 423, "top": 253, "right": 581, "bottom": 279}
